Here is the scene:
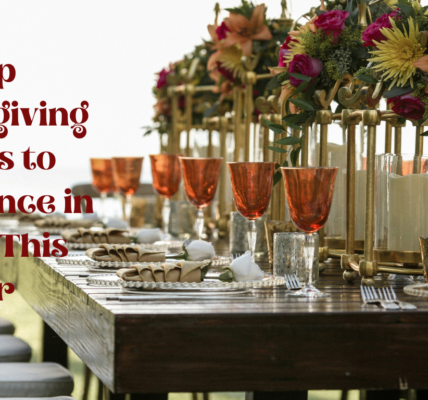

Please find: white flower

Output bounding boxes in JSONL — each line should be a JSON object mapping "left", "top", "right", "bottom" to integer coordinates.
{"left": 186, "top": 240, "right": 216, "bottom": 261}
{"left": 106, "top": 218, "right": 128, "bottom": 229}
{"left": 230, "top": 251, "right": 264, "bottom": 282}
{"left": 137, "top": 228, "right": 162, "bottom": 244}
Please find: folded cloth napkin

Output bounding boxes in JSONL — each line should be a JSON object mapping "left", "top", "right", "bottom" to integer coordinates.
{"left": 18, "top": 213, "right": 42, "bottom": 223}
{"left": 117, "top": 260, "right": 210, "bottom": 283}
{"left": 86, "top": 244, "right": 165, "bottom": 263}
{"left": 106, "top": 218, "right": 129, "bottom": 229}
{"left": 136, "top": 228, "right": 162, "bottom": 244}
{"left": 35, "top": 216, "right": 96, "bottom": 229}
{"left": 62, "top": 228, "right": 131, "bottom": 244}
{"left": 227, "top": 251, "right": 264, "bottom": 282}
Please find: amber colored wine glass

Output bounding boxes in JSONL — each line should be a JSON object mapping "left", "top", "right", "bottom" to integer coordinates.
{"left": 179, "top": 157, "right": 222, "bottom": 239}
{"left": 149, "top": 154, "right": 181, "bottom": 239}
{"left": 228, "top": 162, "right": 276, "bottom": 261}
{"left": 281, "top": 167, "right": 338, "bottom": 298}
{"left": 90, "top": 158, "right": 115, "bottom": 220}
{"left": 112, "top": 157, "right": 144, "bottom": 226}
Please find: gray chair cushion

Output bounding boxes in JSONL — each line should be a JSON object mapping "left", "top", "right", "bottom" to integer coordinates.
{"left": 1, "top": 398, "right": 76, "bottom": 400}
{"left": 0, "top": 336, "right": 31, "bottom": 362}
{"left": 0, "top": 318, "right": 15, "bottom": 335}
{"left": 0, "top": 363, "right": 74, "bottom": 397}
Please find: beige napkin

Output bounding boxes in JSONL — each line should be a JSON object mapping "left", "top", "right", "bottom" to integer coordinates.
{"left": 35, "top": 216, "right": 95, "bottom": 229}
{"left": 117, "top": 260, "right": 210, "bottom": 283}
{"left": 86, "top": 244, "right": 165, "bottom": 263}
{"left": 62, "top": 228, "right": 131, "bottom": 244}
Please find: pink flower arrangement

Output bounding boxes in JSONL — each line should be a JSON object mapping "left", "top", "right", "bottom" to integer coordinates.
{"left": 388, "top": 94, "right": 425, "bottom": 121}
{"left": 156, "top": 68, "right": 171, "bottom": 89}
{"left": 216, "top": 22, "right": 230, "bottom": 41}
{"left": 362, "top": 11, "right": 398, "bottom": 48}
{"left": 289, "top": 54, "right": 323, "bottom": 87}
{"left": 278, "top": 36, "right": 297, "bottom": 68}
{"left": 314, "top": 10, "right": 349, "bottom": 37}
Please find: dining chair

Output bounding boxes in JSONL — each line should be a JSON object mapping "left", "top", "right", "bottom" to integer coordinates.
{"left": 0, "top": 362, "right": 74, "bottom": 397}
{"left": 0, "top": 335, "right": 31, "bottom": 362}
{"left": 2, "top": 398, "right": 76, "bottom": 400}
{"left": 0, "top": 317, "right": 15, "bottom": 335}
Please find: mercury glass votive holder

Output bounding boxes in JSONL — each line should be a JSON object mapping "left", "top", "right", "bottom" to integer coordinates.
{"left": 169, "top": 200, "right": 196, "bottom": 239}
{"left": 229, "top": 212, "right": 267, "bottom": 256}
{"left": 273, "top": 232, "right": 319, "bottom": 286}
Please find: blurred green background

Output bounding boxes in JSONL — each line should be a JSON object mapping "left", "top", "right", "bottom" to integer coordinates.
{"left": 0, "top": 283, "right": 359, "bottom": 400}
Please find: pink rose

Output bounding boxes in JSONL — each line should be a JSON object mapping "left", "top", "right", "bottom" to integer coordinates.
{"left": 387, "top": 93, "right": 425, "bottom": 120}
{"left": 362, "top": 11, "right": 397, "bottom": 47}
{"left": 156, "top": 68, "right": 171, "bottom": 89}
{"left": 216, "top": 22, "right": 230, "bottom": 40}
{"left": 289, "top": 54, "right": 323, "bottom": 87}
{"left": 278, "top": 36, "right": 297, "bottom": 67}
{"left": 314, "top": 10, "right": 349, "bottom": 37}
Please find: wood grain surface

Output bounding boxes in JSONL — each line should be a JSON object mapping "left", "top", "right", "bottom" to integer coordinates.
{"left": 1, "top": 236, "right": 428, "bottom": 393}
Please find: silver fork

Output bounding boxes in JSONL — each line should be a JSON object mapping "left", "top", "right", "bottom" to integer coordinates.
{"left": 285, "top": 274, "right": 302, "bottom": 290}
{"left": 381, "top": 287, "right": 417, "bottom": 310}
{"left": 361, "top": 285, "right": 399, "bottom": 310}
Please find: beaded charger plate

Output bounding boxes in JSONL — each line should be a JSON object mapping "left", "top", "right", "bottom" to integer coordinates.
{"left": 65, "top": 242, "right": 171, "bottom": 251}
{"left": 65, "top": 240, "right": 183, "bottom": 251}
{"left": 56, "top": 254, "right": 232, "bottom": 270}
{"left": 86, "top": 269, "right": 286, "bottom": 290}
{"left": 404, "top": 283, "right": 428, "bottom": 298}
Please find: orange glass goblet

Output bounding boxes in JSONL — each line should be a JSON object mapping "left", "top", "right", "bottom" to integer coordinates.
{"left": 228, "top": 162, "right": 276, "bottom": 261}
{"left": 179, "top": 157, "right": 222, "bottom": 239}
{"left": 149, "top": 154, "right": 181, "bottom": 239}
{"left": 112, "top": 157, "right": 144, "bottom": 226}
{"left": 90, "top": 158, "right": 115, "bottom": 220}
{"left": 281, "top": 167, "right": 338, "bottom": 298}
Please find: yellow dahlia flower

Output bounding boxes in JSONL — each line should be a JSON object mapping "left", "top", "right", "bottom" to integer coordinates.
{"left": 370, "top": 17, "right": 426, "bottom": 89}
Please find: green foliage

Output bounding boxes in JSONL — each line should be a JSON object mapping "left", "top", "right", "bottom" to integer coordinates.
{"left": 289, "top": 98, "right": 314, "bottom": 112}
{"left": 274, "top": 136, "right": 302, "bottom": 146}
{"left": 383, "top": 84, "right": 413, "bottom": 99}
{"left": 267, "top": 71, "right": 289, "bottom": 90}
{"left": 301, "top": 29, "right": 334, "bottom": 61}
{"left": 225, "top": 0, "right": 255, "bottom": 19}
{"left": 341, "top": 25, "right": 364, "bottom": 47}
{"left": 325, "top": 60, "right": 342, "bottom": 81}
{"left": 329, "top": 46, "right": 353, "bottom": 79}
{"left": 356, "top": 74, "right": 378, "bottom": 84}
{"left": 420, "top": 95, "right": 428, "bottom": 121}
{"left": 261, "top": 118, "right": 286, "bottom": 133}
{"left": 266, "top": 146, "right": 288, "bottom": 154}
{"left": 219, "top": 268, "right": 234, "bottom": 282}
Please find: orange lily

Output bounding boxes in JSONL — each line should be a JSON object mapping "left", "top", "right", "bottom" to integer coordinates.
{"left": 223, "top": 4, "right": 272, "bottom": 56}
{"left": 207, "top": 23, "right": 223, "bottom": 83}
{"left": 414, "top": 54, "right": 428, "bottom": 73}
{"left": 413, "top": 55, "right": 428, "bottom": 92}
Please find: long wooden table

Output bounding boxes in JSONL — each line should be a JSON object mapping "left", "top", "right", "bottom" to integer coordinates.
{"left": 2, "top": 238, "right": 428, "bottom": 396}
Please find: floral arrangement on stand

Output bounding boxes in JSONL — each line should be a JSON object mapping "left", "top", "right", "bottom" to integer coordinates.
{"left": 144, "top": 42, "right": 220, "bottom": 136}
{"left": 357, "top": 0, "right": 428, "bottom": 128}
{"left": 263, "top": 0, "right": 373, "bottom": 171}
{"left": 207, "top": 0, "right": 290, "bottom": 118}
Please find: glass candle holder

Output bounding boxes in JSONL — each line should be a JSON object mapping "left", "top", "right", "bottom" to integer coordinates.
{"left": 375, "top": 154, "right": 428, "bottom": 256}
{"left": 273, "top": 232, "right": 319, "bottom": 286}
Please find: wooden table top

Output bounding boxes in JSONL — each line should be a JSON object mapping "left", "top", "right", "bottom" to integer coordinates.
{"left": 1, "top": 237, "right": 428, "bottom": 393}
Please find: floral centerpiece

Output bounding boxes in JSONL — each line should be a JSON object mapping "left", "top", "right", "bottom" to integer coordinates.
{"left": 144, "top": 42, "right": 219, "bottom": 136}
{"left": 358, "top": 0, "right": 428, "bottom": 126}
{"left": 262, "top": 0, "right": 370, "bottom": 171}
{"left": 207, "top": 0, "right": 290, "bottom": 117}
